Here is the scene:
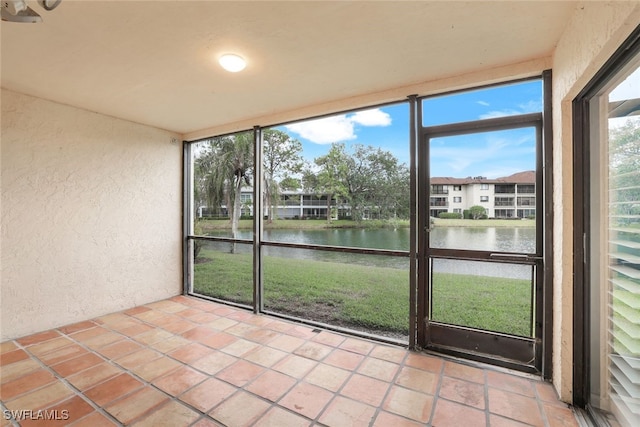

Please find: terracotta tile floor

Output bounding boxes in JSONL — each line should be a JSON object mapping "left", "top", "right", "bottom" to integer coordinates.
{"left": 0, "top": 296, "right": 579, "bottom": 426}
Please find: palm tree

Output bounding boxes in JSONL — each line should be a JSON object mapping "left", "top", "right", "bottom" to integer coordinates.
{"left": 195, "top": 132, "right": 253, "bottom": 250}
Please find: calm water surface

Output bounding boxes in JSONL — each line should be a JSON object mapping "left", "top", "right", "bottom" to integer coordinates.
{"left": 206, "top": 227, "right": 536, "bottom": 277}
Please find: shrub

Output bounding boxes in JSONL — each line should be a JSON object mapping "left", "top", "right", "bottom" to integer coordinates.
{"left": 468, "top": 205, "right": 487, "bottom": 220}
{"left": 438, "top": 212, "right": 463, "bottom": 219}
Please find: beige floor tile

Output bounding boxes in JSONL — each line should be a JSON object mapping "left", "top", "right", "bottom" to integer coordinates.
{"left": 0, "top": 358, "right": 42, "bottom": 384}
{"left": 244, "top": 346, "right": 288, "bottom": 367}
{"left": 293, "top": 341, "right": 333, "bottom": 361}
{"left": 209, "top": 391, "right": 270, "bottom": 427}
{"left": 369, "top": 344, "right": 408, "bottom": 364}
{"left": 372, "top": 411, "right": 425, "bottom": 427}
{"left": 245, "top": 369, "right": 297, "bottom": 402}
{"left": 383, "top": 385, "right": 434, "bottom": 423}
{"left": 280, "top": 382, "right": 333, "bottom": 419}
{"left": 131, "top": 400, "right": 200, "bottom": 427}
{"left": 443, "top": 360, "right": 485, "bottom": 384}
{"left": 487, "top": 370, "right": 536, "bottom": 397}
{"left": 272, "top": 354, "right": 317, "bottom": 378}
{"left": 179, "top": 378, "right": 236, "bottom": 412}
{"left": 20, "top": 395, "right": 94, "bottom": 427}
{"left": 0, "top": 369, "right": 56, "bottom": 400}
{"left": 340, "top": 374, "right": 390, "bottom": 407}
{"left": 220, "top": 338, "right": 260, "bottom": 357}
{"left": 104, "top": 386, "right": 168, "bottom": 425}
{"left": 129, "top": 356, "right": 182, "bottom": 382}
{"left": 191, "top": 351, "right": 237, "bottom": 375}
{"left": 357, "top": 357, "right": 399, "bottom": 382}
{"left": 339, "top": 337, "right": 375, "bottom": 355}
{"left": 318, "top": 396, "right": 376, "bottom": 427}
{"left": 65, "top": 362, "right": 122, "bottom": 391}
{"left": 405, "top": 352, "right": 444, "bottom": 373}
{"left": 84, "top": 372, "right": 144, "bottom": 406}
{"left": 152, "top": 365, "right": 208, "bottom": 396}
{"left": 267, "top": 334, "right": 305, "bottom": 352}
{"left": 304, "top": 363, "right": 350, "bottom": 392}
{"left": 488, "top": 388, "right": 543, "bottom": 426}
{"left": 439, "top": 376, "right": 486, "bottom": 409}
{"left": 432, "top": 398, "right": 487, "bottom": 427}
{"left": 254, "top": 406, "right": 311, "bottom": 427}
{"left": 113, "top": 348, "right": 162, "bottom": 370}
{"left": 215, "top": 360, "right": 265, "bottom": 387}
{"left": 4, "top": 381, "right": 74, "bottom": 412}
{"left": 50, "top": 353, "right": 104, "bottom": 377}
{"left": 395, "top": 366, "right": 439, "bottom": 395}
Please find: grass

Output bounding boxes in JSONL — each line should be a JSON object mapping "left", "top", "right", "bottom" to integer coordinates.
{"left": 433, "top": 218, "right": 535, "bottom": 228}
{"left": 193, "top": 248, "right": 532, "bottom": 337}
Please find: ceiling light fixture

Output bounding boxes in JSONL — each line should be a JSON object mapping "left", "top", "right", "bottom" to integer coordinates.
{"left": 219, "top": 54, "right": 247, "bottom": 73}
{"left": 1, "top": 0, "right": 62, "bottom": 23}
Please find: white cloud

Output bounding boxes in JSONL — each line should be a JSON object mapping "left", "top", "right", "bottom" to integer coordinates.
{"left": 476, "top": 100, "right": 490, "bottom": 107}
{"left": 285, "top": 116, "right": 356, "bottom": 144}
{"left": 479, "top": 100, "right": 542, "bottom": 120}
{"left": 285, "top": 108, "right": 391, "bottom": 144}
{"left": 351, "top": 109, "right": 392, "bottom": 126}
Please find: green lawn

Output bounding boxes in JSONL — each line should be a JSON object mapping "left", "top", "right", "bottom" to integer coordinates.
{"left": 433, "top": 218, "right": 535, "bottom": 228}
{"left": 193, "top": 248, "right": 532, "bottom": 337}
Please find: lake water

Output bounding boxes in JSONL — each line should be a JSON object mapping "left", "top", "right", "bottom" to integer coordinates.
{"left": 206, "top": 227, "right": 537, "bottom": 278}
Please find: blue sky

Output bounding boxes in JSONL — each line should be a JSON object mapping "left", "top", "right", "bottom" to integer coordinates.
{"left": 274, "top": 79, "right": 542, "bottom": 179}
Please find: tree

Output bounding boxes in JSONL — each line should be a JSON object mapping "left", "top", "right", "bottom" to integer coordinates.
{"left": 312, "top": 143, "right": 409, "bottom": 222}
{"left": 608, "top": 118, "right": 640, "bottom": 224}
{"left": 468, "top": 205, "right": 487, "bottom": 220}
{"left": 279, "top": 176, "right": 302, "bottom": 191}
{"left": 262, "top": 130, "right": 304, "bottom": 223}
{"left": 194, "top": 132, "right": 253, "bottom": 249}
{"left": 313, "top": 143, "right": 351, "bottom": 221}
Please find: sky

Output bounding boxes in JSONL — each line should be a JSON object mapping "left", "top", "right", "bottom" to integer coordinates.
{"left": 273, "top": 79, "right": 542, "bottom": 179}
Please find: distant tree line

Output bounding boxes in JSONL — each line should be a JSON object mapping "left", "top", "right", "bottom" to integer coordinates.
{"left": 194, "top": 130, "right": 410, "bottom": 238}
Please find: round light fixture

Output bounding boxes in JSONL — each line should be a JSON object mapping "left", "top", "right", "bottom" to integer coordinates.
{"left": 219, "top": 54, "right": 246, "bottom": 72}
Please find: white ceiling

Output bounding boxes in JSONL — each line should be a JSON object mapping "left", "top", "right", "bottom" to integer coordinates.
{"left": 1, "top": 1, "right": 578, "bottom": 138}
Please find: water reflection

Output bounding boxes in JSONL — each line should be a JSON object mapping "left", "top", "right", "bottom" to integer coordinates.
{"left": 212, "top": 226, "right": 536, "bottom": 253}
{"left": 205, "top": 226, "right": 536, "bottom": 275}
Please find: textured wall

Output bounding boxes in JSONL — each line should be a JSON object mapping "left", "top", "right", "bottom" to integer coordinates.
{"left": 551, "top": 1, "right": 640, "bottom": 402}
{"left": 1, "top": 90, "right": 182, "bottom": 341}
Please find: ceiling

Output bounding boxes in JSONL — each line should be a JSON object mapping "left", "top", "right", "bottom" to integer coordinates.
{"left": 1, "top": 1, "right": 578, "bottom": 139}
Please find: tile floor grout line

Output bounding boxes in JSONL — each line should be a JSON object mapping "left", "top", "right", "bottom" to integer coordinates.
{"left": 311, "top": 337, "right": 378, "bottom": 425}
{"left": 483, "top": 366, "right": 491, "bottom": 427}
{"left": 236, "top": 315, "right": 328, "bottom": 425}
{"left": 103, "top": 303, "right": 258, "bottom": 426}
{"left": 45, "top": 304, "right": 227, "bottom": 425}
{"left": 178, "top": 302, "right": 324, "bottom": 426}
{"left": 366, "top": 347, "right": 412, "bottom": 426}
{"left": 3, "top": 296, "right": 579, "bottom": 427}
{"left": 1, "top": 398, "right": 21, "bottom": 427}
{"left": 100, "top": 301, "right": 277, "bottom": 426}
{"left": 11, "top": 334, "right": 123, "bottom": 427}
{"left": 534, "top": 382, "right": 552, "bottom": 427}
{"left": 426, "top": 356, "right": 447, "bottom": 426}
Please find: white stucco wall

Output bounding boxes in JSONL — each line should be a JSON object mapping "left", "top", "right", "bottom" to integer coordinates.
{"left": 0, "top": 90, "right": 182, "bottom": 341}
{"left": 551, "top": 1, "right": 640, "bottom": 402}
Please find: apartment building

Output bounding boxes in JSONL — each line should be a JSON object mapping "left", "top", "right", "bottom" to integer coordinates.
{"left": 430, "top": 171, "right": 536, "bottom": 219}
